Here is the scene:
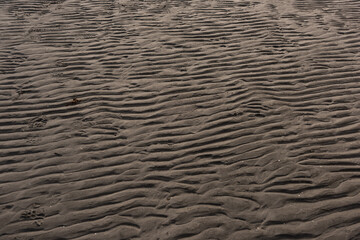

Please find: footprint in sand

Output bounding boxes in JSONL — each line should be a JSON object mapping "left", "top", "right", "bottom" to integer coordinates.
{"left": 28, "top": 116, "right": 48, "bottom": 129}
{"left": 21, "top": 207, "right": 45, "bottom": 227}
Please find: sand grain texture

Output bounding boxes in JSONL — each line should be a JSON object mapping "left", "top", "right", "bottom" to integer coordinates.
{"left": 1, "top": 0, "right": 360, "bottom": 239}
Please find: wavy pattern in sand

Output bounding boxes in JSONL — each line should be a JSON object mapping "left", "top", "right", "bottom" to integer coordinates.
{"left": 1, "top": 0, "right": 360, "bottom": 239}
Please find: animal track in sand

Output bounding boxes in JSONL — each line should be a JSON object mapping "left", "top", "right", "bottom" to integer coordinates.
{"left": 21, "top": 208, "right": 45, "bottom": 220}
{"left": 28, "top": 116, "right": 48, "bottom": 129}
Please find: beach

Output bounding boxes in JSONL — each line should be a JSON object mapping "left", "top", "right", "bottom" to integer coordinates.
{"left": 1, "top": 0, "right": 360, "bottom": 239}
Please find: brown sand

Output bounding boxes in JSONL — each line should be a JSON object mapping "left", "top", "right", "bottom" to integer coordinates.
{"left": 1, "top": 0, "right": 360, "bottom": 239}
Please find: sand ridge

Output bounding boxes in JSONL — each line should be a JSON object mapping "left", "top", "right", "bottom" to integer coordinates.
{"left": 1, "top": 0, "right": 360, "bottom": 239}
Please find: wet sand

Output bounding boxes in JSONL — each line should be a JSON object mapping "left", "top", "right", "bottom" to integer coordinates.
{"left": 1, "top": 0, "right": 360, "bottom": 239}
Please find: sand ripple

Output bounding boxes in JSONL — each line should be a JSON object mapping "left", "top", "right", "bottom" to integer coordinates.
{"left": 1, "top": 0, "right": 360, "bottom": 239}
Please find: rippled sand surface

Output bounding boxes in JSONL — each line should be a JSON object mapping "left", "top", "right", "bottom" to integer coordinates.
{"left": 1, "top": 0, "right": 360, "bottom": 239}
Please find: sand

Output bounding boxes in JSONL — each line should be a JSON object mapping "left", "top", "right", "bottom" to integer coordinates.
{"left": 1, "top": 0, "right": 360, "bottom": 239}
